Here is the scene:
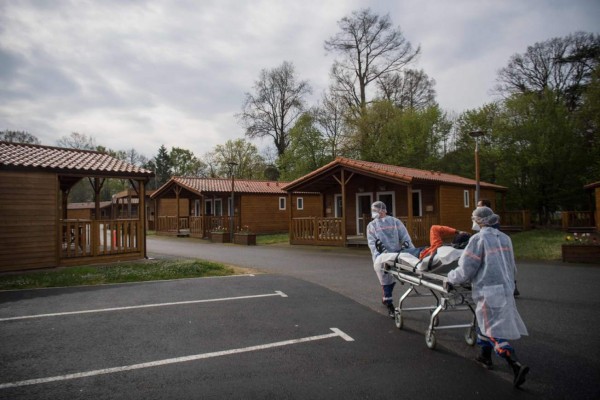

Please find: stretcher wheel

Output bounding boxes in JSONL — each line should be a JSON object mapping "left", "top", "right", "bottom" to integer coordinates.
{"left": 425, "top": 330, "right": 436, "bottom": 349}
{"left": 395, "top": 312, "right": 403, "bottom": 329}
{"left": 465, "top": 327, "right": 476, "bottom": 346}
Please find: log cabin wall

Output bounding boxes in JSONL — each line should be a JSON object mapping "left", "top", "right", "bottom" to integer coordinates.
{"left": 437, "top": 185, "right": 498, "bottom": 231}
{"left": 157, "top": 198, "right": 190, "bottom": 217}
{"left": 240, "top": 194, "right": 320, "bottom": 233}
{"left": 0, "top": 170, "right": 58, "bottom": 271}
{"left": 67, "top": 208, "right": 92, "bottom": 220}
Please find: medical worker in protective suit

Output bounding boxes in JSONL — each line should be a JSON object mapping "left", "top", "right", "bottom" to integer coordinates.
{"left": 367, "top": 201, "right": 415, "bottom": 318}
{"left": 447, "top": 206, "right": 530, "bottom": 388}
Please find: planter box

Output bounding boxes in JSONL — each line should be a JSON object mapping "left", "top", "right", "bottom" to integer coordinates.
{"left": 562, "top": 244, "right": 600, "bottom": 264}
{"left": 210, "top": 232, "right": 231, "bottom": 243}
{"left": 234, "top": 233, "right": 256, "bottom": 246}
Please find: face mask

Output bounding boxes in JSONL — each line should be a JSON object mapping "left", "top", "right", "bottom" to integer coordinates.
{"left": 371, "top": 212, "right": 380, "bottom": 219}
{"left": 471, "top": 221, "right": 480, "bottom": 231}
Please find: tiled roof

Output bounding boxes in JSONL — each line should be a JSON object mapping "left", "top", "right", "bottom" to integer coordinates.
{"left": 282, "top": 157, "right": 507, "bottom": 191}
{"left": 174, "top": 177, "right": 288, "bottom": 193}
{"left": 151, "top": 177, "right": 298, "bottom": 198}
{"left": 0, "top": 141, "right": 154, "bottom": 177}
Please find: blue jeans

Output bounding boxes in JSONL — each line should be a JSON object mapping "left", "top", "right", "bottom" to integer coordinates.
{"left": 477, "top": 328, "right": 515, "bottom": 359}
{"left": 382, "top": 282, "right": 396, "bottom": 305}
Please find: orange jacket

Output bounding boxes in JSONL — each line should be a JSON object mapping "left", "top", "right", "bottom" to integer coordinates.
{"left": 419, "top": 225, "right": 458, "bottom": 259}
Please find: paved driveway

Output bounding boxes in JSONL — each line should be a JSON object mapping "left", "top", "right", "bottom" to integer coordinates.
{"left": 146, "top": 236, "right": 600, "bottom": 399}
{"left": 0, "top": 236, "right": 598, "bottom": 399}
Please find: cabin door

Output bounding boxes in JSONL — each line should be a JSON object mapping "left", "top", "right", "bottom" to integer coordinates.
{"left": 356, "top": 193, "right": 373, "bottom": 235}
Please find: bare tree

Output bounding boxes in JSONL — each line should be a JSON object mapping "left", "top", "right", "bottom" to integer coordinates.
{"left": 324, "top": 8, "right": 420, "bottom": 112}
{"left": 56, "top": 132, "right": 96, "bottom": 150}
{"left": 495, "top": 31, "right": 600, "bottom": 110}
{"left": 0, "top": 130, "right": 40, "bottom": 144}
{"left": 313, "top": 88, "right": 350, "bottom": 158}
{"left": 238, "top": 61, "right": 311, "bottom": 156}
{"left": 376, "top": 69, "right": 436, "bottom": 110}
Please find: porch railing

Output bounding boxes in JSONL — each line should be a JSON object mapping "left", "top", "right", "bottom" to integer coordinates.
{"left": 61, "top": 219, "right": 140, "bottom": 259}
{"left": 497, "top": 211, "right": 531, "bottom": 231}
{"left": 398, "top": 215, "right": 439, "bottom": 247}
{"left": 156, "top": 215, "right": 240, "bottom": 238}
{"left": 561, "top": 211, "right": 595, "bottom": 231}
{"left": 290, "top": 217, "right": 344, "bottom": 246}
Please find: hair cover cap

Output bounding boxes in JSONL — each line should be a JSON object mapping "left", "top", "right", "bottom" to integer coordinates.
{"left": 371, "top": 201, "right": 387, "bottom": 212}
{"left": 472, "top": 206, "right": 500, "bottom": 227}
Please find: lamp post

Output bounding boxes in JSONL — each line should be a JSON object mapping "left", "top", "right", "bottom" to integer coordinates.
{"left": 469, "top": 130, "right": 485, "bottom": 206}
{"left": 226, "top": 161, "right": 238, "bottom": 242}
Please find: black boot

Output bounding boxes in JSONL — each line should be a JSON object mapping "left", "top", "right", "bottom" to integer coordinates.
{"left": 507, "top": 357, "right": 529, "bottom": 388}
{"left": 386, "top": 302, "right": 395, "bottom": 318}
{"left": 514, "top": 281, "right": 520, "bottom": 297}
{"left": 475, "top": 346, "right": 493, "bottom": 369}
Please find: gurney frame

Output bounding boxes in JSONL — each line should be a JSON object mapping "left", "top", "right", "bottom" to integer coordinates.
{"left": 386, "top": 261, "right": 477, "bottom": 350}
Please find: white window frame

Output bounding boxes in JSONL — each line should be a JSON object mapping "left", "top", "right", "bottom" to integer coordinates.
{"left": 334, "top": 194, "right": 343, "bottom": 218}
{"left": 214, "top": 199, "right": 223, "bottom": 216}
{"left": 194, "top": 199, "right": 201, "bottom": 216}
{"left": 412, "top": 189, "right": 422, "bottom": 216}
{"left": 296, "top": 197, "right": 304, "bottom": 210}
{"left": 279, "top": 197, "right": 286, "bottom": 210}
{"left": 376, "top": 191, "right": 395, "bottom": 217}
{"left": 464, "top": 190, "right": 470, "bottom": 208}
{"left": 228, "top": 197, "right": 234, "bottom": 216}
{"left": 355, "top": 193, "right": 373, "bottom": 235}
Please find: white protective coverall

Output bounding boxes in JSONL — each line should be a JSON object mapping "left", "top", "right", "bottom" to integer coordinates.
{"left": 367, "top": 215, "right": 414, "bottom": 285}
{"left": 447, "top": 227, "right": 528, "bottom": 339}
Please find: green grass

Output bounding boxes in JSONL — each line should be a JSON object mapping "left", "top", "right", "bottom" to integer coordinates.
{"left": 0, "top": 259, "right": 236, "bottom": 291}
{"left": 510, "top": 229, "right": 566, "bottom": 261}
{"left": 257, "top": 233, "right": 289, "bottom": 245}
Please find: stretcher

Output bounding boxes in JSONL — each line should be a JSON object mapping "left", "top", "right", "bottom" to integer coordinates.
{"left": 376, "top": 247, "right": 477, "bottom": 349}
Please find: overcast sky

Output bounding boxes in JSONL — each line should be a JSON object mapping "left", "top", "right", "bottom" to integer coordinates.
{"left": 1, "top": 0, "right": 598, "bottom": 160}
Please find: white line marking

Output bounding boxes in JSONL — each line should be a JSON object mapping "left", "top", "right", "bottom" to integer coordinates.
{"left": 0, "top": 328, "right": 354, "bottom": 389}
{"left": 0, "top": 291, "right": 287, "bottom": 322}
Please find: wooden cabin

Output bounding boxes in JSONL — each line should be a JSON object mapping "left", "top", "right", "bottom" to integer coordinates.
{"left": 0, "top": 141, "right": 154, "bottom": 272}
{"left": 281, "top": 157, "right": 507, "bottom": 247}
{"left": 151, "top": 177, "right": 320, "bottom": 237}
{"left": 112, "top": 189, "right": 156, "bottom": 230}
{"left": 67, "top": 201, "right": 112, "bottom": 220}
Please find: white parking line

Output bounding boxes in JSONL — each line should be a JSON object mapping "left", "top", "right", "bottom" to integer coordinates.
{"left": 0, "top": 291, "right": 288, "bottom": 322}
{"left": 0, "top": 328, "right": 354, "bottom": 389}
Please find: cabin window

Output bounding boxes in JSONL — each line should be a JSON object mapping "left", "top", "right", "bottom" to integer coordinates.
{"left": 214, "top": 199, "right": 223, "bottom": 216}
{"left": 411, "top": 190, "right": 422, "bottom": 217}
{"left": 334, "top": 194, "right": 343, "bottom": 218}
{"left": 204, "top": 199, "right": 212, "bottom": 215}
{"left": 279, "top": 197, "right": 286, "bottom": 210}
{"left": 195, "top": 200, "right": 201, "bottom": 216}
{"left": 296, "top": 197, "right": 304, "bottom": 210}
{"left": 377, "top": 192, "right": 395, "bottom": 217}
{"left": 464, "top": 190, "right": 470, "bottom": 208}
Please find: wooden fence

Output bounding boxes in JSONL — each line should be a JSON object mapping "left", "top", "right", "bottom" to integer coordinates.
{"left": 60, "top": 219, "right": 140, "bottom": 259}
{"left": 156, "top": 215, "right": 240, "bottom": 238}
{"left": 290, "top": 217, "right": 344, "bottom": 246}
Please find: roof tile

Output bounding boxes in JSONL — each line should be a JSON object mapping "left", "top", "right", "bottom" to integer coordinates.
{"left": 0, "top": 141, "right": 154, "bottom": 177}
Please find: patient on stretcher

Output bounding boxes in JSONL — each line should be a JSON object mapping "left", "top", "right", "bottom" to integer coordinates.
{"left": 375, "top": 226, "right": 471, "bottom": 274}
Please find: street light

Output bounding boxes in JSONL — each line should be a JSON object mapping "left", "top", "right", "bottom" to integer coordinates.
{"left": 226, "top": 161, "right": 238, "bottom": 241}
{"left": 469, "top": 130, "right": 485, "bottom": 206}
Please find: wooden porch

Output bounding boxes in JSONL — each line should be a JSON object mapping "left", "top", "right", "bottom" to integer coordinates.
{"left": 289, "top": 215, "right": 439, "bottom": 247}
{"left": 60, "top": 218, "right": 143, "bottom": 266}
{"left": 156, "top": 215, "right": 240, "bottom": 238}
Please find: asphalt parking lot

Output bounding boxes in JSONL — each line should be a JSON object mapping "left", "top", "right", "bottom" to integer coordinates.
{"left": 1, "top": 273, "right": 530, "bottom": 400}
{"left": 1, "top": 236, "right": 599, "bottom": 399}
